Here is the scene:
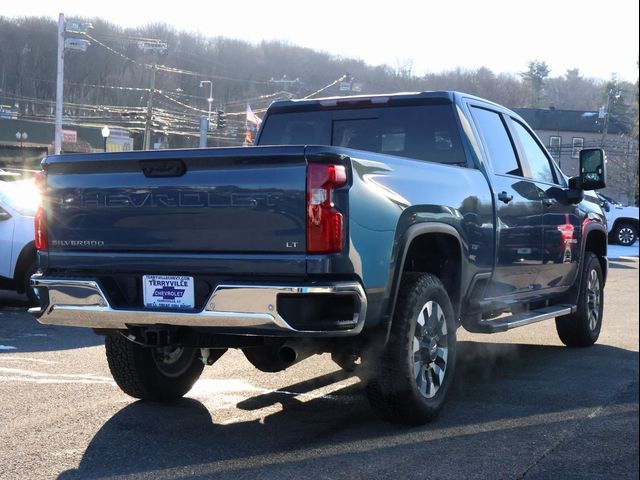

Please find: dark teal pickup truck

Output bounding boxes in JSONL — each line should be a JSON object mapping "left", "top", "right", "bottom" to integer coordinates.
{"left": 30, "top": 91, "right": 608, "bottom": 425}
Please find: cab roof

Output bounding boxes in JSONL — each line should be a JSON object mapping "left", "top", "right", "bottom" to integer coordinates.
{"left": 266, "top": 90, "right": 519, "bottom": 122}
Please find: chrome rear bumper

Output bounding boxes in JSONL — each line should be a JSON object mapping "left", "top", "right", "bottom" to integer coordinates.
{"left": 29, "top": 275, "right": 367, "bottom": 337}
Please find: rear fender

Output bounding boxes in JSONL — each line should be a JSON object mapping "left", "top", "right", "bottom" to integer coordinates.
{"left": 382, "top": 222, "right": 466, "bottom": 340}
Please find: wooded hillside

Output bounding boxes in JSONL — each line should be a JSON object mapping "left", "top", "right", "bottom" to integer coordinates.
{"left": 0, "top": 15, "right": 636, "bottom": 142}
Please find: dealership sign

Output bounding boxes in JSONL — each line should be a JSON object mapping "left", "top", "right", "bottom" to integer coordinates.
{"left": 62, "top": 129, "right": 77, "bottom": 144}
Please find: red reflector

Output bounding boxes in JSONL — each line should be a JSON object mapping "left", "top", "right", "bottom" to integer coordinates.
{"left": 34, "top": 171, "right": 48, "bottom": 251}
{"left": 307, "top": 163, "right": 347, "bottom": 254}
{"left": 326, "top": 164, "right": 347, "bottom": 187}
{"left": 34, "top": 206, "right": 48, "bottom": 250}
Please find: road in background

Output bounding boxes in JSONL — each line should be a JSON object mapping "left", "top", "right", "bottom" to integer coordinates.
{"left": 0, "top": 259, "right": 638, "bottom": 480}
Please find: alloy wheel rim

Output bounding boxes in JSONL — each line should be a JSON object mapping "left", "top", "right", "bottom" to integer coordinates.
{"left": 586, "top": 269, "right": 601, "bottom": 331}
{"left": 413, "top": 300, "right": 448, "bottom": 399}
{"left": 618, "top": 227, "right": 634, "bottom": 245}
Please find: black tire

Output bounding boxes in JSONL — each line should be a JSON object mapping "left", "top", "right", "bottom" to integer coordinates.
{"left": 613, "top": 222, "right": 637, "bottom": 246}
{"left": 366, "top": 274, "right": 457, "bottom": 425}
{"left": 23, "top": 258, "right": 40, "bottom": 306}
{"left": 105, "top": 335, "right": 204, "bottom": 402}
{"left": 331, "top": 351, "right": 360, "bottom": 372}
{"left": 556, "top": 252, "right": 604, "bottom": 347}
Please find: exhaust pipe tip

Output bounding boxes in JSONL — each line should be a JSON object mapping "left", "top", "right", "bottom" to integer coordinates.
{"left": 278, "top": 345, "right": 298, "bottom": 365}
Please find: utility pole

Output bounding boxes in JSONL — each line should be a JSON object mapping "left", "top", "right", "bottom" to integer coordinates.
{"left": 198, "top": 115, "right": 208, "bottom": 148}
{"left": 269, "top": 75, "right": 300, "bottom": 94}
{"left": 54, "top": 13, "right": 65, "bottom": 155}
{"left": 54, "top": 14, "right": 92, "bottom": 154}
{"left": 143, "top": 64, "right": 157, "bottom": 150}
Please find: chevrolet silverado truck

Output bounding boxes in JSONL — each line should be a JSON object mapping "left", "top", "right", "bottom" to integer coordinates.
{"left": 30, "top": 92, "right": 608, "bottom": 425}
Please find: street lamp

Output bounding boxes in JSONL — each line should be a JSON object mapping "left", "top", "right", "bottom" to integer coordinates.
{"left": 101, "top": 126, "right": 110, "bottom": 152}
{"left": 200, "top": 80, "right": 213, "bottom": 126}
{"left": 15, "top": 131, "right": 28, "bottom": 148}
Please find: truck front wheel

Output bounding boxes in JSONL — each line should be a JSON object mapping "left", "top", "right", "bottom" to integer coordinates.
{"left": 105, "top": 335, "right": 204, "bottom": 402}
{"left": 366, "top": 273, "right": 457, "bottom": 425}
{"left": 556, "top": 252, "right": 604, "bottom": 347}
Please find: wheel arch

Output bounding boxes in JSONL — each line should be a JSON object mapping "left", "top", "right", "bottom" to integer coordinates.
{"left": 584, "top": 227, "right": 608, "bottom": 284}
{"left": 383, "top": 223, "right": 465, "bottom": 339}
{"left": 610, "top": 217, "right": 639, "bottom": 234}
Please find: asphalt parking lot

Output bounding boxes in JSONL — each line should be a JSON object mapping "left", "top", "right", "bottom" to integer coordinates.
{"left": 0, "top": 256, "right": 638, "bottom": 480}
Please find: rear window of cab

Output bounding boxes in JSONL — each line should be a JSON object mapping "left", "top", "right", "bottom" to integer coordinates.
{"left": 259, "top": 105, "right": 467, "bottom": 166}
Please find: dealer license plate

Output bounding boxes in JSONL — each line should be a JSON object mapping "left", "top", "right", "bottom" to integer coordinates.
{"left": 143, "top": 275, "right": 195, "bottom": 309}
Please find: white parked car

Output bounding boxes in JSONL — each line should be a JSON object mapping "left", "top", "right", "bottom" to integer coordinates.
{"left": 597, "top": 193, "right": 639, "bottom": 246}
{"left": 0, "top": 179, "right": 40, "bottom": 303}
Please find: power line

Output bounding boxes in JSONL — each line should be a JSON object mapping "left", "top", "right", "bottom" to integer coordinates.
{"left": 66, "top": 81, "right": 150, "bottom": 93}
{"left": 0, "top": 92, "right": 146, "bottom": 113}
{"left": 303, "top": 75, "right": 347, "bottom": 99}
{"left": 82, "top": 32, "right": 147, "bottom": 68}
{"left": 155, "top": 64, "right": 271, "bottom": 85}
{"left": 5, "top": 91, "right": 145, "bottom": 123}
{"left": 82, "top": 31, "right": 274, "bottom": 86}
{"left": 0, "top": 72, "right": 152, "bottom": 93}
{"left": 157, "top": 91, "right": 209, "bottom": 114}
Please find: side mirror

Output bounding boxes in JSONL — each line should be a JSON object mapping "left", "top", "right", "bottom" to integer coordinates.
{"left": 578, "top": 148, "right": 606, "bottom": 190}
{"left": 566, "top": 177, "right": 585, "bottom": 204}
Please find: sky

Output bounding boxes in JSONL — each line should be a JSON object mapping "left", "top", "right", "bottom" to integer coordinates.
{"left": 7, "top": 0, "right": 640, "bottom": 82}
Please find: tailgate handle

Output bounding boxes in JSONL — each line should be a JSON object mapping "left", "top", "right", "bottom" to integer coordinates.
{"left": 140, "top": 160, "right": 186, "bottom": 178}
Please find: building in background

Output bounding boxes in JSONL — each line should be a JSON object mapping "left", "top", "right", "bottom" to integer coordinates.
{"left": 106, "top": 128, "right": 134, "bottom": 152}
{"left": 0, "top": 118, "right": 135, "bottom": 174}
{"left": 515, "top": 107, "right": 638, "bottom": 205}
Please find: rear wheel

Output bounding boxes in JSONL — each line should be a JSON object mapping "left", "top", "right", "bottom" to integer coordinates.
{"left": 105, "top": 335, "right": 205, "bottom": 402}
{"left": 556, "top": 252, "right": 604, "bottom": 347}
{"left": 366, "top": 274, "right": 457, "bottom": 425}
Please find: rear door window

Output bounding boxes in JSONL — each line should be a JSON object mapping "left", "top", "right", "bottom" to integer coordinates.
{"left": 470, "top": 106, "right": 522, "bottom": 176}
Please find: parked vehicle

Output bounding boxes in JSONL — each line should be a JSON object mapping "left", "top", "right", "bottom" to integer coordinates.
{"left": 596, "top": 193, "right": 638, "bottom": 246}
{"left": 30, "top": 92, "right": 608, "bottom": 425}
{"left": 0, "top": 180, "right": 40, "bottom": 303}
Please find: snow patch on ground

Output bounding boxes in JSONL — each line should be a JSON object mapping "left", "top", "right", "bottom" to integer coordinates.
{"left": 608, "top": 242, "right": 639, "bottom": 259}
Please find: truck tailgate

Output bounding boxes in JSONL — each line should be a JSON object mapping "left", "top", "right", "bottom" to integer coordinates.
{"left": 43, "top": 146, "right": 307, "bottom": 254}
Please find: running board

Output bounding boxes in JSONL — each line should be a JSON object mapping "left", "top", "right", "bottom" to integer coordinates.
{"left": 474, "top": 305, "right": 576, "bottom": 333}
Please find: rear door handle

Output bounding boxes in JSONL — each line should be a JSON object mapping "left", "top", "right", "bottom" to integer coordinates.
{"left": 542, "top": 198, "right": 554, "bottom": 207}
{"left": 497, "top": 191, "right": 513, "bottom": 204}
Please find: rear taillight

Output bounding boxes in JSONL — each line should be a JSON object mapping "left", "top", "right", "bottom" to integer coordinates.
{"left": 34, "top": 207, "right": 47, "bottom": 250}
{"left": 34, "top": 171, "right": 48, "bottom": 251}
{"left": 307, "top": 163, "right": 347, "bottom": 254}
